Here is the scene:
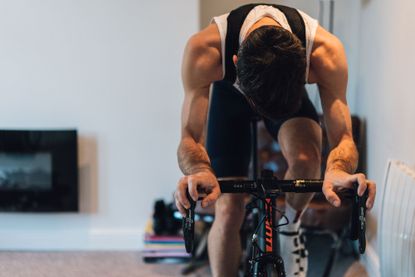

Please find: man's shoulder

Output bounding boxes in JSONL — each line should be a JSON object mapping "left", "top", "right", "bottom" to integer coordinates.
{"left": 186, "top": 24, "right": 222, "bottom": 58}
{"left": 183, "top": 24, "right": 223, "bottom": 83}
{"left": 309, "top": 25, "right": 347, "bottom": 85}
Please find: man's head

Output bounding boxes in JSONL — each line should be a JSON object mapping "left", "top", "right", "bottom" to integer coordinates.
{"left": 235, "top": 25, "right": 306, "bottom": 120}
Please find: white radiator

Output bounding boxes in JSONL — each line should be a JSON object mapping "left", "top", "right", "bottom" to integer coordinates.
{"left": 379, "top": 160, "right": 415, "bottom": 277}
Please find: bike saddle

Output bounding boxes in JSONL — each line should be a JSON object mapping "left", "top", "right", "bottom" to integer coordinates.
{"left": 183, "top": 190, "right": 196, "bottom": 253}
{"left": 350, "top": 182, "right": 369, "bottom": 254}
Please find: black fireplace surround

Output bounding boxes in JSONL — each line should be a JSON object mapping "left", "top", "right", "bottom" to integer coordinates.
{"left": 0, "top": 130, "right": 78, "bottom": 212}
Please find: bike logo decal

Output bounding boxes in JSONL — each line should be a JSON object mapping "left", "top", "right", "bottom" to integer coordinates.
{"left": 265, "top": 198, "right": 273, "bottom": 252}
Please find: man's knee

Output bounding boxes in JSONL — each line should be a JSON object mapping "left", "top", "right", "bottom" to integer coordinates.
{"left": 278, "top": 118, "right": 322, "bottom": 176}
{"left": 286, "top": 149, "right": 321, "bottom": 176}
{"left": 213, "top": 194, "right": 246, "bottom": 233}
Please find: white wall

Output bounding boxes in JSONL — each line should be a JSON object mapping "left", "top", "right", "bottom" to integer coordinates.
{"left": 0, "top": 0, "right": 198, "bottom": 250}
{"left": 358, "top": 0, "right": 415, "bottom": 181}
{"left": 357, "top": 0, "right": 415, "bottom": 274}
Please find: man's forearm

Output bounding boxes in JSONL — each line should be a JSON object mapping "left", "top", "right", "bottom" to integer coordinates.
{"left": 325, "top": 138, "right": 358, "bottom": 174}
{"left": 177, "top": 137, "right": 213, "bottom": 175}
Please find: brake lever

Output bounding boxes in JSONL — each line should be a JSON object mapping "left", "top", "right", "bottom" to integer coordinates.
{"left": 182, "top": 190, "right": 196, "bottom": 254}
{"left": 350, "top": 182, "right": 368, "bottom": 254}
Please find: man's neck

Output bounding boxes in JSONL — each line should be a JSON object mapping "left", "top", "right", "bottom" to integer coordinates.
{"left": 246, "top": 16, "right": 281, "bottom": 38}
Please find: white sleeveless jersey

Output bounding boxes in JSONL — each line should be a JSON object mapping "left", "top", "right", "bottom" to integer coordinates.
{"left": 212, "top": 5, "right": 318, "bottom": 83}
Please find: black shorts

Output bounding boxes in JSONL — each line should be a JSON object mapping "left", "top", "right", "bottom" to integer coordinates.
{"left": 206, "top": 80, "right": 319, "bottom": 177}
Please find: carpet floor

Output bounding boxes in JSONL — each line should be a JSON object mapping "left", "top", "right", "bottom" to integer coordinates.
{"left": 0, "top": 251, "right": 205, "bottom": 277}
{"left": 0, "top": 234, "right": 362, "bottom": 277}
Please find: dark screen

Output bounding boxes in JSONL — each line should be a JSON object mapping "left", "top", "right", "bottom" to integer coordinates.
{"left": 0, "top": 152, "right": 52, "bottom": 190}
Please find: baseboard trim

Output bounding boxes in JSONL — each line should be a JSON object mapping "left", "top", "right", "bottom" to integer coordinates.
{"left": 0, "top": 228, "right": 145, "bottom": 251}
{"left": 362, "top": 242, "right": 381, "bottom": 277}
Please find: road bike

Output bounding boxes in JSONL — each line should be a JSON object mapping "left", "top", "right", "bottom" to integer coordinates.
{"left": 182, "top": 119, "right": 368, "bottom": 276}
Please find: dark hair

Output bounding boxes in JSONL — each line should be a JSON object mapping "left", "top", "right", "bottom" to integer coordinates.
{"left": 236, "top": 25, "right": 306, "bottom": 120}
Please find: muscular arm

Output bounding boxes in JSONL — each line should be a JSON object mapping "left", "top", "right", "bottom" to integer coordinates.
{"left": 175, "top": 25, "right": 223, "bottom": 214}
{"left": 312, "top": 26, "right": 375, "bottom": 208}
{"left": 177, "top": 83, "right": 211, "bottom": 175}
{"left": 316, "top": 42, "right": 358, "bottom": 174}
{"left": 178, "top": 26, "right": 222, "bottom": 175}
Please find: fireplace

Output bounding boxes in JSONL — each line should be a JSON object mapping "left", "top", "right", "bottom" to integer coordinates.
{"left": 0, "top": 130, "right": 78, "bottom": 212}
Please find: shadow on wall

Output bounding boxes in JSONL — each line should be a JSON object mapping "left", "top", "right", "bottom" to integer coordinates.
{"left": 199, "top": 0, "right": 277, "bottom": 29}
{"left": 78, "top": 135, "right": 99, "bottom": 214}
{"left": 361, "top": 0, "right": 371, "bottom": 8}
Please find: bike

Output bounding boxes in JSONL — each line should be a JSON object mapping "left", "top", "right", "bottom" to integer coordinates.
{"left": 182, "top": 120, "right": 368, "bottom": 276}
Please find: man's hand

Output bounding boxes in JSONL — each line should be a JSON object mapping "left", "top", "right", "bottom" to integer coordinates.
{"left": 323, "top": 170, "right": 376, "bottom": 209}
{"left": 175, "top": 170, "right": 221, "bottom": 217}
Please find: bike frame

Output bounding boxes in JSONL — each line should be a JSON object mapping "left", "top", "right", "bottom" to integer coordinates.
{"left": 251, "top": 118, "right": 282, "bottom": 276}
{"left": 251, "top": 118, "right": 281, "bottom": 276}
{"left": 219, "top": 175, "right": 325, "bottom": 276}
{"left": 254, "top": 187, "right": 283, "bottom": 276}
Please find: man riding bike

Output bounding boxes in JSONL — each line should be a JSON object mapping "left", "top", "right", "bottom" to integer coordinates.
{"left": 174, "top": 4, "right": 376, "bottom": 277}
